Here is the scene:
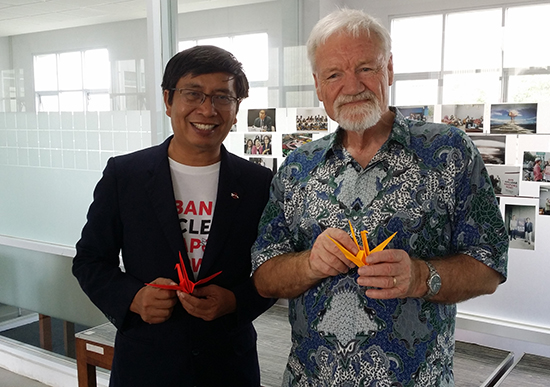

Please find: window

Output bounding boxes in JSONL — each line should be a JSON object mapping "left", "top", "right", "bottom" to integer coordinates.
{"left": 391, "top": 4, "right": 550, "bottom": 105}
{"left": 179, "top": 33, "right": 269, "bottom": 108}
{"left": 34, "top": 49, "right": 111, "bottom": 112}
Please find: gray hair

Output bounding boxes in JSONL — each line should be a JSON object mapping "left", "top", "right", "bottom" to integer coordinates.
{"left": 306, "top": 8, "right": 392, "bottom": 72}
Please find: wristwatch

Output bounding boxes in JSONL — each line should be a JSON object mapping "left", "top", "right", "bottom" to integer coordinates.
{"left": 423, "top": 261, "right": 441, "bottom": 300}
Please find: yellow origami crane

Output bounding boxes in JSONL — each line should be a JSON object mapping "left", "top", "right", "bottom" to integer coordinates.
{"left": 327, "top": 220, "right": 397, "bottom": 267}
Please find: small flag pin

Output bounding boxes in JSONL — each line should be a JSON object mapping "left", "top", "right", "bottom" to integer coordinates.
{"left": 231, "top": 192, "right": 239, "bottom": 199}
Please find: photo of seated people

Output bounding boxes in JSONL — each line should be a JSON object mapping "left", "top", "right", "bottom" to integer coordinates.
{"left": 244, "top": 134, "right": 272, "bottom": 155}
{"left": 296, "top": 108, "right": 328, "bottom": 131}
{"left": 248, "top": 108, "right": 276, "bottom": 132}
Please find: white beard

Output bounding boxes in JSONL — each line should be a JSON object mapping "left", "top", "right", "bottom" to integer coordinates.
{"left": 333, "top": 91, "right": 382, "bottom": 133}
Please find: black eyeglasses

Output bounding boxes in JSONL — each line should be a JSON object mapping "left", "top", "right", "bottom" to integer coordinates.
{"left": 171, "top": 88, "right": 239, "bottom": 111}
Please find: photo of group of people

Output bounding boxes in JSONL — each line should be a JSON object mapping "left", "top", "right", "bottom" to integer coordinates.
{"left": 296, "top": 108, "right": 328, "bottom": 131}
{"left": 505, "top": 204, "right": 536, "bottom": 251}
{"left": 397, "top": 105, "right": 433, "bottom": 122}
{"left": 522, "top": 151, "right": 550, "bottom": 182}
{"left": 441, "top": 104, "right": 484, "bottom": 133}
{"left": 244, "top": 134, "right": 272, "bottom": 155}
{"left": 282, "top": 133, "right": 313, "bottom": 157}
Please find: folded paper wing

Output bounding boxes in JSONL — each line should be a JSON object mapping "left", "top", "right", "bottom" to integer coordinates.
{"left": 146, "top": 252, "right": 222, "bottom": 294}
{"left": 328, "top": 220, "right": 396, "bottom": 267}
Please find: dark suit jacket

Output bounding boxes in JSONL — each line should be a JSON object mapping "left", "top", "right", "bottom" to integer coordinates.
{"left": 73, "top": 136, "right": 275, "bottom": 387}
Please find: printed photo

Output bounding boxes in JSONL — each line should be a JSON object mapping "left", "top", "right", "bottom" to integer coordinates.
{"left": 397, "top": 105, "right": 434, "bottom": 122}
{"left": 248, "top": 108, "right": 276, "bottom": 132}
{"left": 504, "top": 204, "right": 536, "bottom": 250}
{"left": 296, "top": 108, "right": 328, "bottom": 131}
{"left": 470, "top": 135, "right": 506, "bottom": 165}
{"left": 485, "top": 165, "right": 520, "bottom": 196}
{"left": 244, "top": 134, "right": 272, "bottom": 156}
{"left": 522, "top": 151, "right": 550, "bottom": 182}
{"left": 282, "top": 133, "right": 313, "bottom": 157}
{"left": 441, "top": 104, "right": 484, "bottom": 132}
{"left": 490, "top": 103, "right": 537, "bottom": 134}
{"left": 249, "top": 157, "right": 278, "bottom": 174}
{"left": 539, "top": 185, "right": 550, "bottom": 215}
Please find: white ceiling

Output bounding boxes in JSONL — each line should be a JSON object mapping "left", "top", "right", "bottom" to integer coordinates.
{"left": 0, "top": 0, "right": 272, "bottom": 38}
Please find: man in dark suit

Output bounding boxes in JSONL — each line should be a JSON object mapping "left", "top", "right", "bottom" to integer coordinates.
{"left": 253, "top": 109, "right": 273, "bottom": 131}
{"left": 73, "top": 46, "right": 274, "bottom": 387}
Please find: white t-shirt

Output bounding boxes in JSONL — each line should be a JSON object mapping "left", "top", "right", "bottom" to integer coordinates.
{"left": 169, "top": 158, "right": 220, "bottom": 280}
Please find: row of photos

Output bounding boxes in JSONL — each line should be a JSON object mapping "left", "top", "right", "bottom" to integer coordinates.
{"left": 229, "top": 104, "right": 549, "bottom": 252}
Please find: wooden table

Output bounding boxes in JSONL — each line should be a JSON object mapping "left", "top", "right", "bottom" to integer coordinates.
{"left": 75, "top": 323, "right": 116, "bottom": 387}
{"left": 494, "top": 352, "right": 550, "bottom": 387}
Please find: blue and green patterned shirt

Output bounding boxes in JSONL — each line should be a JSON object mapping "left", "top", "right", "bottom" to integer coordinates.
{"left": 251, "top": 108, "right": 508, "bottom": 386}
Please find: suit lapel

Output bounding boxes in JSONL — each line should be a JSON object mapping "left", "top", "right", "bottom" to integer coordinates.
{"left": 197, "top": 147, "right": 243, "bottom": 279}
{"left": 146, "top": 136, "right": 189, "bottom": 270}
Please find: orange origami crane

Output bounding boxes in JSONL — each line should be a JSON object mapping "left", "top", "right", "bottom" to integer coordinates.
{"left": 327, "top": 221, "right": 397, "bottom": 267}
{"left": 146, "top": 252, "right": 221, "bottom": 294}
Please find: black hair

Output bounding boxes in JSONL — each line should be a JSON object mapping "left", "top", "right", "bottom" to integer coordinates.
{"left": 161, "top": 45, "right": 249, "bottom": 105}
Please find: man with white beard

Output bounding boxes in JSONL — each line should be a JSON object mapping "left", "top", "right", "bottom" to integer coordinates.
{"left": 251, "top": 8, "right": 508, "bottom": 386}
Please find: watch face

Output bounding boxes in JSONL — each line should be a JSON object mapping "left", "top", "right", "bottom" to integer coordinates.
{"left": 429, "top": 275, "right": 442, "bottom": 293}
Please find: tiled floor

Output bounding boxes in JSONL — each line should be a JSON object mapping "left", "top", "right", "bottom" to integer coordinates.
{"left": 0, "top": 366, "right": 50, "bottom": 387}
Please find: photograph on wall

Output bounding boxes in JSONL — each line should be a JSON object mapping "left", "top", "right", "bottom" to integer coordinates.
{"left": 504, "top": 204, "right": 536, "bottom": 250}
{"left": 539, "top": 185, "right": 550, "bottom": 215}
{"left": 490, "top": 103, "right": 537, "bottom": 134}
{"left": 396, "top": 105, "right": 434, "bottom": 122}
{"left": 469, "top": 135, "right": 506, "bottom": 165}
{"left": 282, "top": 133, "right": 313, "bottom": 157}
{"left": 441, "top": 104, "right": 484, "bottom": 132}
{"left": 249, "top": 157, "right": 277, "bottom": 174}
{"left": 247, "top": 108, "right": 276, "bottom": 132}
{"left": 296, "top": 108, "right": 328, "bottom": 131}
{"left": 244, "top": 134, "right": 273, "bottom": 156}
{"left": 485, "top": 165, "right": 520, "bottom": 196}
{"left": 522, "top": 151, "right": 550, "bottom": 182}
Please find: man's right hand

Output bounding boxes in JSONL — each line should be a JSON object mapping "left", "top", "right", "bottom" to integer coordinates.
{"left": 308, "top": 228, "right": 357, "bottom": 280}
{"left": 130, "top": 278, "right": 178, "bottom": 324}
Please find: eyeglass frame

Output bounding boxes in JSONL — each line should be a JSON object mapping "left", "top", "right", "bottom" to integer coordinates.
{"left": 170, "top": 88, "right": 240, "bottom": 111}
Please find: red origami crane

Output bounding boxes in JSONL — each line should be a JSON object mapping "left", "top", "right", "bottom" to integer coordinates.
{"left": 146, "top": 252, "right": 221, "bottom": 294}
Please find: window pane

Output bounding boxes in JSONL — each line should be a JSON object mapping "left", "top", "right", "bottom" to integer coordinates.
{"left": 87, "top": 93, "right": 111, "bottom": 111}
{"left": 391, "top": 15, "right": 443, "bottom": 73}
{"left": 84, "top": 49, "right": 110, "bottom": 89}
{"left": 394, "top": 79, "right": 438, "bottom": 106}
{"left": 59, "top": 91, "right": 84, "bottom": 111}
{"left": 444, "top": 9, "right": 502, "bottom": 71}
{"left": 508, "top": 74, "right": 550, "bottom": 103}
{"left": 37, "top": 94, "right": 59, "bottom": 112}
{"left": 232, "top": 33, "right": 268, "bottom": 82}
{"left": 34, "top": 54, "right": 57, "bottom": 91}
{"left": 504, "top": 4, "right": 550, "bottom": 68}
{"left": 179, "top": 40, "right": 195, "bottom": 51}
{"left": 443, "top": 72, "right": 501, "bottom": 104}
{"left": 197, "top": 37, "right": 231, "bottom": 51}
{"left": 240, "top": 87, "right": 268, "bottom": 111}
{"left": 58, "top": 52, "right": 83, "bottom": 90}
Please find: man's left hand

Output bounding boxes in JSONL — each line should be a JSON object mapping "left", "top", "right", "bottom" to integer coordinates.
{"left": 177, "top": 284, "right": 237, "bottom": 321}
{"left": 356, "top": 249, "right": 424, "bottom": 299}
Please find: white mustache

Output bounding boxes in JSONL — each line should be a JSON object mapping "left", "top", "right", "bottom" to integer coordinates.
{"left": 335, "top": 90, "right": 376, "bottom": 108}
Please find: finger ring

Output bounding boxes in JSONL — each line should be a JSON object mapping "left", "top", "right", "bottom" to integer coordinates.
{"left": 393, "top": 277, "right": 397, "bottom": 287}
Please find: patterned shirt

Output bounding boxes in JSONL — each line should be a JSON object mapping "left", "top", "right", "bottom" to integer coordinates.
{"left": 251, "top": 108, "right": 508, "bottom": 386}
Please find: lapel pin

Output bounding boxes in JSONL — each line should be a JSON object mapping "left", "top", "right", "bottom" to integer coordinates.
{"left": 231, "top": 192, "right": 239, "bottom": 199}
